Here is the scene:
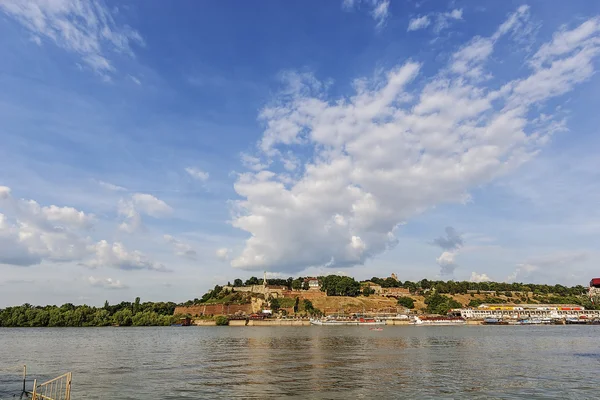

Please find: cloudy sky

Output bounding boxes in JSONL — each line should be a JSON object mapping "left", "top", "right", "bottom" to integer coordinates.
{"left": 1, "top": 0, "right": 600, "bottom": 307}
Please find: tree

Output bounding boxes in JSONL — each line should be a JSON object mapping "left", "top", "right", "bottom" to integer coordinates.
{"left": 320, "top": 275, "right": 361, "bottom": 297}
{"left": 292, "top": 278, "right": 303, "bottom": 291}
{"left": 397, "top": 296, "right": 415, "bottom": 309}
{"left": 293, "top": 297, "right": 300, "bottom": 313}
{"left": 363, "top": 287, "right": 375, "bottom": 297}
{"left": 245, "top": 276, "right": 260, "bottom": 286}
{"left": 468, "top": 299, "right": 482, "bottom": 308}
{"left": 133, "top": 297, "right": 141, "bottom": 314}
{"left": 302, "top": 281, "right": 309, "bottom": 290}
{"left": 425, "top": 293, "right": 462, "bottom": 315}
{"left": 233, "top": 279, "right": 243, "bottom": 287}
{"left": 303, "top": 299, "right": 314, "bottom": 313}
{"left": 112, "top": 309, "right": 133, "bottom": 326}
{"left": 215, "top": 316, "right": 229, "bottom": 326}
{"left": 270, "top": 298, "right": 280, "bottom": 312}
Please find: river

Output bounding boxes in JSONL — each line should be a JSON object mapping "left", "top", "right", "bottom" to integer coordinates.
{"left": 1, "top": 326, "right": 599, "bottom": 399}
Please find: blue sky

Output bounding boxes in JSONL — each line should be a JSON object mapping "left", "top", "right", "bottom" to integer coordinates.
{"left": 1, "top": 0, "right": 600, "bottom": 306}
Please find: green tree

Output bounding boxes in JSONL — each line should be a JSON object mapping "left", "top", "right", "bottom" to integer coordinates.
{"left": 245, "top": 276, "right": 260, "bottom": 286}
{"left": 363, "top": 287, "right": 375, "bottom": 297}
{"left": 112, "top": 309, "right": 133, "bottom": 326}
{"left": 293, "top": 297, "right": 300, "bottom": 313}
{"left": 292, "top": 278, "right": 303, "bottom": 291}
{"left": 303, "top": 299, "right": 314, "bottom": 313}
{"left": 215, "top": 316, "right": 229, "bottom": 326}
{"left": 397, "top": 296, "right": 415, "bottom": 309}
{"left": 133, "top": 297, "right": 141, "bottom": 314}
{"left": 233, "top": 279, "right": 243, "bottom": 287}
{"left": 270, "top": 298, "right": 281, "bottom": 312}
{"left": 425, "top": 293, "right": 462, "bottom": 315}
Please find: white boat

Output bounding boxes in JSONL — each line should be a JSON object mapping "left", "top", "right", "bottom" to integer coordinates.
{"left": 410, "top": 316, "right": 466, "bottom": 326}
{"left": 310, "top": 317, "right": 385, "bottom": 326}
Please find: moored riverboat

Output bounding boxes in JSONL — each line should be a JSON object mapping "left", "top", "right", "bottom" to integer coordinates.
{"left": 410, "top": 316, "right": 466, "bottom": 325}
{"left": 310, "top": 317, "right": 385, "bottom": 326}
{"left": 483, "top": 318, "right": 509, "bottom": 325}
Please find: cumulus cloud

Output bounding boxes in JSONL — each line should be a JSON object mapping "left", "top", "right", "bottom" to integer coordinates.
{"left": 0, "top": 213, "right": 42, "bottom": 266}
{"left": 88, "top": 276, "right": 127, "bottom": 289}
{"left": 432, "top": 227, "right": 463, "bottom": 277}
{"left": 216, "top": 248, "right": 231, "bottom": 261}
{"left": 229, "top": 9, "right": 600, "bottom": 274}
{"left": 86, "top": 240, "right": 169, "bottom": 271}
{"left": 0, "top": 186, "right": 165, "bottom": 272}
{"left": 185, "top": 167, "right": 209, "bottom": 182}
{"left": 0, "top": 0, "right": 144, "bottom": 78}
{"left": 131, "top": 194, "right": 172, "bottom": 217}
{"left": 432, "top": 227, "right": 463, "bottom": 251}
{"left": 164, "top": 234, "right": 197, "bottom": 260}
{"left": 118, "top": 193, "right": 172, "bottom": 233}
{"left": 470, "top": 272, "right": 491, "bottom": 283}
{"left": 343, "top": 0, "right": 390, "bottom": 29}
{"left": 0, "top": 187, "right": 95, "bottom": 265}
{"left": 436, "top": 251, "right": 458, "bottom": 276}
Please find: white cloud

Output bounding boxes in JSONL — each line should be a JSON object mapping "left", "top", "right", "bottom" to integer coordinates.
{"left": 164, "top": 234, "right": 197, "bottom": 260}
{"left": 118, "top": 193, "right": 172, "bottom": 232}
{"left": 408, "top": 16, "right": 430, "bottom": 31}
{"left": 0, "top": 187, "right": 167, "bottom": 273}
{"left": 229, "top": 10, "right": 600, "bottom": 273}
{"left": 88, "top": 276, "right": 127, "bottom": 289}
{"left": 0, "top": 186, "right": 11, "bottom": 199}
{"left": 185, "top": 167, "right": 209, "bottom": 182}
{"left": 86, "top": 240, "right": 169, "bottom": 271}
{"left": 129, "top": 75, "right": 141, "bottom": 85}
{"left": 216, "top": 247, "right": 231, "bottom": 261}
{"left": 131, "top": 193, "right": 172, "bottom": 217}
{"left": 343, "top": 0, "right": 390, "bottom": 29}
{"left": 97, "top": 180, "right": 127, "bottom": 192}
{"left": 408, "top": 8, "right": 463, "bottom": 33}
{"left": 470, "top": 272, "right": 491, "bottom": 283}
{"left": 0, "top": 187, "right": 95, "bottom": 265}
{"left": 531, "top": 17, "right": 600, "bottom": 69}
{"left": 0, "top": 0, "right": 144, "bottom": 78}
{"left": 241, "top": 153, "right": 270, "bottom": 171}
{"left": 0, "top": 213, "right": 42, "bottom": 266}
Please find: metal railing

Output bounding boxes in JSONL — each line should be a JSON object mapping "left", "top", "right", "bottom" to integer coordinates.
{"left": 12, "top": 365, "right": 73, "bottom": 400}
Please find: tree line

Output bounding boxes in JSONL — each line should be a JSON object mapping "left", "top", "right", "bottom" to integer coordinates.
{"left": 0, "top": 298, "right": 181, "bottom": 327}
{"left": 225, "top": 275, "right": 589, "bottom": 297}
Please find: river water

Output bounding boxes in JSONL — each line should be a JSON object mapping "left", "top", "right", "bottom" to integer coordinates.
{"left": 1, "top": 326, "right": 599, "bottom": 399}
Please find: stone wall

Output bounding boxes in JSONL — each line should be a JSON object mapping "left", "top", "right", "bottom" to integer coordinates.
{"left": 281, "top": 290, "right": 327, "bottom": 300}
{"left": 174, "top": 303, "right": 253, "bottom": 316}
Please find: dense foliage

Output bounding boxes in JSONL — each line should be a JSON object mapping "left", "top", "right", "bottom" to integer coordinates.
{"left": 397, "top": 296, "right": 415, "bottom": 309}
{"left": 424, "top": 293, "right": 462, "bottom": 315}
{"left": 0, "top": 299, "right": 180, "bottom": 327}
{"left": 362, "top": 287, "right": 376, "bottom": 297}
{"left": 320, "top": 275, "right": 361, "bottom": 297}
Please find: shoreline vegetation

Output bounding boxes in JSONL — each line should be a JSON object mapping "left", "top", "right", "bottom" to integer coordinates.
{"left": 1, "top": 276, "right": 597, "bottom": 328}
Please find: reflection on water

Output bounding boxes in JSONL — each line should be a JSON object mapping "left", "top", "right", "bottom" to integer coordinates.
{"left": 1, "top": 326, "right": 599, "bottom": 399}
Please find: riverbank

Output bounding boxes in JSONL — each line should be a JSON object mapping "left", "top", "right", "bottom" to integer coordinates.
{"left": 192, "top": 319, "right": 483, "bottom": 326}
